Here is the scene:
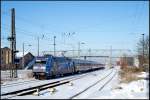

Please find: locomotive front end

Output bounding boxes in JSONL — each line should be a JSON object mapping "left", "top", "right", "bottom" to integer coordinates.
{"left": 33, "top": 56, "right": 47, "bottom": 79}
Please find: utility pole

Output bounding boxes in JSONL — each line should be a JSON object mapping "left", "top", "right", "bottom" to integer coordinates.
{"left": 22, "top": 43, "right": 31, "bottom": 69}
{"left": 88, "top": 48, "right": 92, "bottom": 69}
{"left": 37, "top": 37, "right": 39, "bottom": 56}
{"left": 78, "top": 42, "right": 80, "bottom": 59}
{"left": 11, "top": 8, "right": 16, "bottom": 78}
{"left": 0, "top": 10, "right": 1, "bottom": 69}
{"left": 54, "top": 36, "right": 56, "bottom": 56}
{"left": 72, "top": 45, "right": 74, "bottom": 58}
{"left": 88, "top": 48, "right": 91, "bottom": 60}
{"left": 78, "top": 42, "right": 85, "bottom": 59}
{"left": 109, "top": 46, "right": 112, "bottom": 68}
{"left": 8, "top": 8, "right": 17, "bottom": 78}
{"left": 142, "top": 34, "right": 145, "bottom": 67}
{"left": 22, "top": 42, "right": 24, "bottom": 69}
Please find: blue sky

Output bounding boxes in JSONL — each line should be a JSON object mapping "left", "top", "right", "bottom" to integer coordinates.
{"left": 1, "top": 1, "right": 149, "bottom": 56}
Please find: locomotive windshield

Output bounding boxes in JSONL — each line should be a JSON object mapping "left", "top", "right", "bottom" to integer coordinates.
{"left": 35, "top": 60, "right": 46, "bottom": 65}
{"left": 34, "top": 56, "right": 47, "bottom": 66}
{"left": 36, "top": 60, "right": 46, "bottom": 64}
{"left": 33, "top": 58, "right": 47, "bottom": 73}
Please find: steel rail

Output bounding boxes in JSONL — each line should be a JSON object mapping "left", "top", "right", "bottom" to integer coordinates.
{"left": 1, "top": 69, "right": 104, "bottom": 99}
{"left": 99, "top": 70, "right": 117, "bottom": 91}
{"left": 69, "top": 68, "right": 115, "bottom": 99}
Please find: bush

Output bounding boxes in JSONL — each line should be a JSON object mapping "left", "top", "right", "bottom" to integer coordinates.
{"left": 142, "top": 64, "right": 149, "bottom": 72}
{"left": 119, "top": 67, "right": 144, "bottom": 83}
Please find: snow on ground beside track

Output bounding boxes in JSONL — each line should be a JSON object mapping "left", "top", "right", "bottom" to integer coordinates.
{"left": 85, "top": 68, "right": 119, "bottom": 99}
{"left": 88, "top": 71, "right": 149, "bottom": 99}
{"left": 3, "top": 67, "right": 149, "bottom": 99}
{"left": 137, "top": 72, "right": 149, "bottom": 78}
{"left": 1, "top": 70, "right": 34, "bottom": 85}
{"left": 10, "top": 68, "right": 112, "bottom": 99}
{"left": 89, "top": 79, "right": 149, "bottom": 99}
{"left": 73, "top": 69, "right": 117, "bottom": 99}
{"left": 1, "top": 68, "right": 109, "bottom": 97}
{"left": 1, "top": 78, "right": 36, "bottom": 86}
{"left": 37, "top": 68, "right": 113, "bottom": 99}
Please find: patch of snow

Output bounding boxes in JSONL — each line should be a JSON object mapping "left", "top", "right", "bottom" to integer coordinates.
{"left": 16, "top": 52, "right": 28, "bottom": 58}
{"left": 114, "top": 79, "right": 148, "bottom": 99}
{"left": 87, "top": 79, "right": 149, "bottom": 99}
{"left": 1, "top": 70, "right": 34, "bottom": 85}
{"left": 137, "top": 72, "right": 149, "bottom": 78}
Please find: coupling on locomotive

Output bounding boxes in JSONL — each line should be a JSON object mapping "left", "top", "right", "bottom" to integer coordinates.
{"left": 33, "top": 55, "right": 104, "bottom": 79}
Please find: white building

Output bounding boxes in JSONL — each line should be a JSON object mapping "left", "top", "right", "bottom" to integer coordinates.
{"left": 134, "top": 56, "right": 140, "bottom": 68}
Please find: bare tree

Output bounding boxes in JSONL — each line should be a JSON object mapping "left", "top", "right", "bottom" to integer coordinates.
{"left": 145, "top": 36, "right": 149, "bottom": 61}
{"left": 137, "top": 35, "right": 149, "bottom": 67}
{"left": 120, "top": 54, "right": 128, "bottom": 69}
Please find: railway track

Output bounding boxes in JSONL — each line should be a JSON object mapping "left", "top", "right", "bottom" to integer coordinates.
{"left": 69, "top": 68, "right": 116, "bottom": 99}
{"left": 1, "top": 69, "right": 106, "bottom": 99}
{"left": 1, "top": 67, "right": 103, "bottom": 88}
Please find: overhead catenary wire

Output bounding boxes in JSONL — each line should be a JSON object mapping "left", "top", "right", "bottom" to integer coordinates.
{"left": 2, "top": 24, "right": 60, "bottom": 43}
{"left": 1, "top": 7, "right": 139, "bottom": 57}
{"left": 2, "top": 25, "right": 65, "bottom": 54}
{"left": 2, "top": 24, "right": 37, "bottom": 38}
{"left": 2, "top": 10, "right": 56, "bottom": 36}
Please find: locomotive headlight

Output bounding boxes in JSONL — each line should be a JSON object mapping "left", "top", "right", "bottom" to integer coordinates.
{"left": 46, "top": 72, "right": 48, "bottom": 73}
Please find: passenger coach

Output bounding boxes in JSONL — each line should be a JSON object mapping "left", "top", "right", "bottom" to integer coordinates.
{"left": 33, "top": 55, "right": 104, "bottom": 79}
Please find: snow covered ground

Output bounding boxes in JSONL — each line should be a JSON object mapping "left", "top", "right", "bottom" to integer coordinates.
{"left": 1, "top": 66, "right": 149, "bottom": 99}
{"left": 1, "top": 69, "right": 101, "bottom": 96}
{"left": 1, "top": 70, "right": 34, "bottom": 84}
{"left": 87, "top": 68, "right": 149, "bottom": 99}
{"left": 8, "top": 68, "right": 115, "bottom": 99}
{"left": 87, "top": 72, "right": 149, "bottom": 99}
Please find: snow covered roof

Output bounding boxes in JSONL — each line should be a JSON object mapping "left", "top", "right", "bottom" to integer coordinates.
{"left": 16, "top": 52, "right": 29, "bottom": 58}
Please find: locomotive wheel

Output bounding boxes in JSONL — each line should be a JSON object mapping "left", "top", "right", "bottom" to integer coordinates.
{"left": 35, "top": 75, "right": 38, "bottom": 79}
{"left": 46, "top": 76, "right": 50, "bottom": 79}
{"left": 37, "top": 75, "right": 40, "bottom": 80}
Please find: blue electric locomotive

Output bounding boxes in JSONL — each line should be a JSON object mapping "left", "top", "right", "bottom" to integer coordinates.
{"left": 33, "top": 55, "right": 75, "bottom": 79}
{"left": 33, "top": 55, "right": 104, "bottom": 79}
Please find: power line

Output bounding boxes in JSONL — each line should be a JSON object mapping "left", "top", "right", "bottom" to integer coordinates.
{"left": 2, "top": 24, "right": 38, "bottom": 38}
{"left": 2, "top": 24, "right": 58, "bottom": 42}
{"left": 2, "top": 10, "right": 54, "bottom": 33}
{"left": 2, "top": 23, "right": 34, "bottom": 34}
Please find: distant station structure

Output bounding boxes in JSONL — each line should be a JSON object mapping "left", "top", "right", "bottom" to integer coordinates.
{"left": 42, "top": 48, "right": 135, "bottom": 68}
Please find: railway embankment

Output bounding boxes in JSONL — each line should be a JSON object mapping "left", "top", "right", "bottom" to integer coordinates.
{"left": 119, "top": 67, "right": 149, "bottom": 83}
{"left": 109, "top": 66, "right": 149, "bottom": 99}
